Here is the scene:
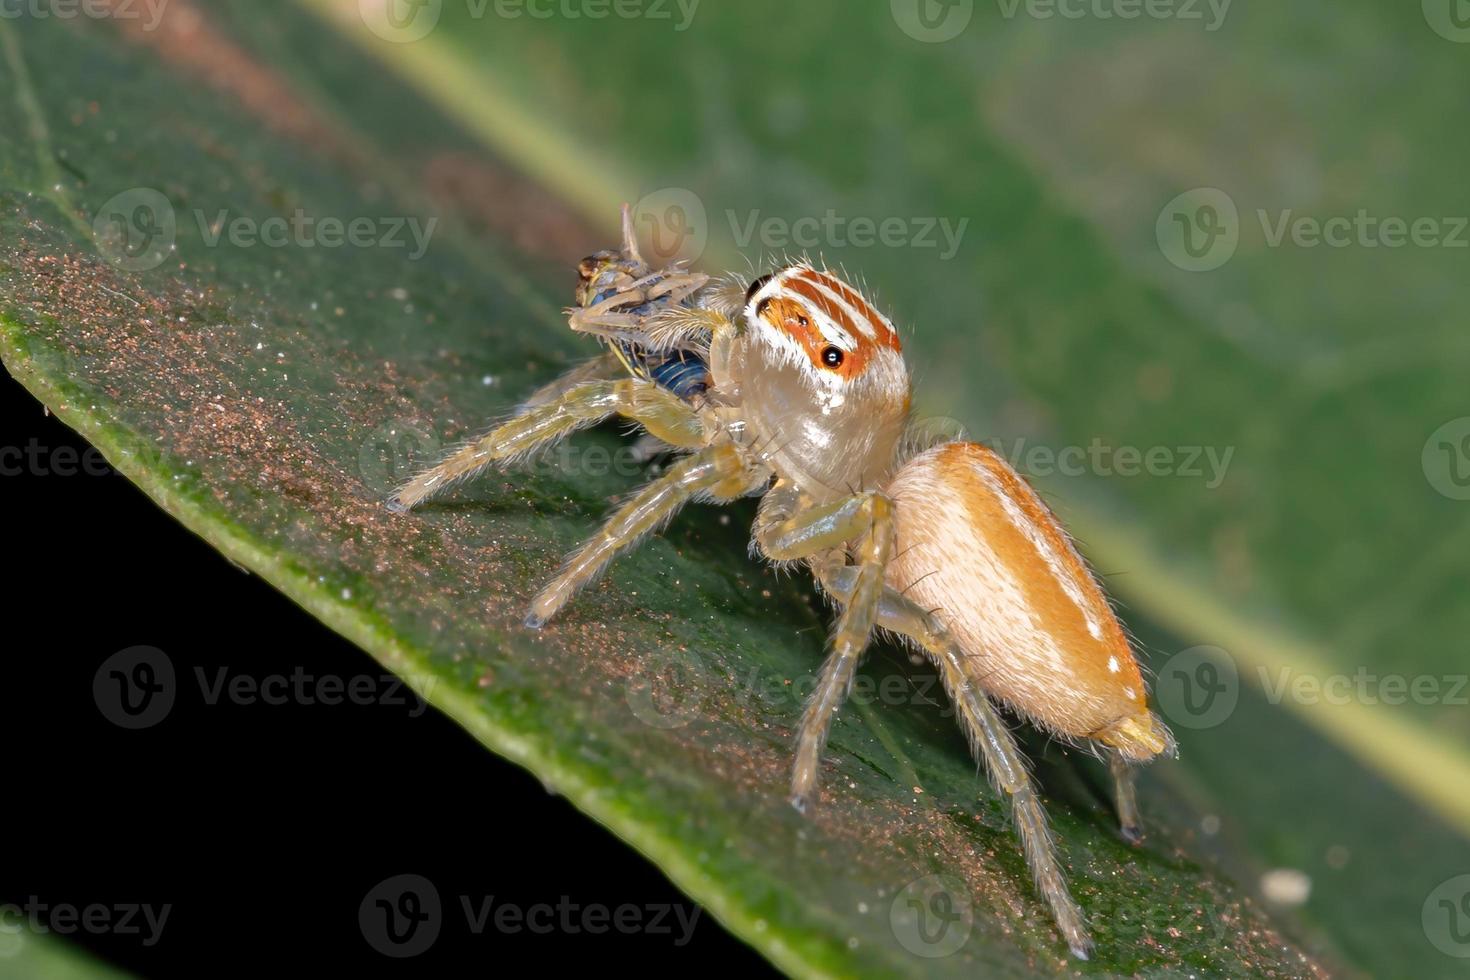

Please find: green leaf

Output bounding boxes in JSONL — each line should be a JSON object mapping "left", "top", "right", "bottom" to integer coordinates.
{"left": 2, "top": 3, "right": 1464, "bottom": 976}
{"left": 300, "top": 0, "right": 1470, "bottom": 830}
{"left": 0, "top": 930, "right": 136, "bottom": 980}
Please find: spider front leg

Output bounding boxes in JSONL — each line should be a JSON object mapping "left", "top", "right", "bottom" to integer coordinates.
{"left": 524, "top": 441, "right": 763, "bottom": 628}
{"left": 515, "top": 351, "right": 622, "bottom": 414}
{"left": 817, "top": 565, "right": 1093, "bottom": 959}
{"left": 753, "top": 485, "right": 896, "bottom": 813}
{"left": 385, "top": 378, "right": 703, "bottom": 513}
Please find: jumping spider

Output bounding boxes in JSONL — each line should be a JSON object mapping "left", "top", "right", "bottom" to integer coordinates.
{"left": 388, "top": 206, "right": 1174, "bottom": 959}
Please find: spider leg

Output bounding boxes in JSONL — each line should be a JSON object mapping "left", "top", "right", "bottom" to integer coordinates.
{"left": 817, "top": 565, "right": 1092, "bottom": 960}
{"left": 524, "top": 441, "right": 759, "bottom": 628}
{"left": 628, "top": 432, "right": 673, "bottom": 464}
{"left": 753, "top": 486, "right": 896, "bottom": 814}
{"left": 516, "top": 351, "right": 624, "bottom": 414}
{"left": 1108, "top": 751, "right": 1144, "bottom": 845}
{"left": 386, "top": 379, "right": 702, "bottom": 513}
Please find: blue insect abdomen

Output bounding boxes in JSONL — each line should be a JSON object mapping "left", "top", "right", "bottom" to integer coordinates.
{"left": 648, "top": 351, "right": 709, "bottom": 401}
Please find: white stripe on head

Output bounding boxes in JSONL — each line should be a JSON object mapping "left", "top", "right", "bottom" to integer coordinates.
{"left": 804, "top": 267, "right": 900, "bottom": 344}
{"left": 793, "top": 270, "right": 878, "bottom": 340}
{"left": 745, "top": 265, "right": 856, "bottom": 351}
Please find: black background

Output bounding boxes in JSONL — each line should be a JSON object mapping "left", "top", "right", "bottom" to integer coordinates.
{"left": 0, "top": 372, "right": 769, "bottom": 976}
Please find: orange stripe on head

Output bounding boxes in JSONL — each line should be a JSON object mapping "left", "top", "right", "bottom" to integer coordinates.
{"left": 782, "top": 278, "right": 863, "bottom": 343}
{"left": 796, "top": 268, "right": 902, "bottom": 352}
{"left": 754, "top": 294, "right": 866, "bottom": 379}
{"left": 747, "top": 265, "right": 904, "bottom": 380}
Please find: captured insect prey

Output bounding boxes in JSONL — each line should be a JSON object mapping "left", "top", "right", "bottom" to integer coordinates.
{"left": 387, "top": 205, "right": 1176, "bottom": 959}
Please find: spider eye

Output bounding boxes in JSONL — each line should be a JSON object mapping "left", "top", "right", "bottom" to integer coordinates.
{"left": 745, "top": 273, "right": 774, "bottom": 304}
{"left": 821, "top": 346, "right": 844, "bottom": 368}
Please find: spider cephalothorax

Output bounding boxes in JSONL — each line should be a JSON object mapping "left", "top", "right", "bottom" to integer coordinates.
{"left": 720, "top": 264, "right": 911, "bottom": 499}
{"left": 388, "top": 206, "right": 1173, "bottom": 959}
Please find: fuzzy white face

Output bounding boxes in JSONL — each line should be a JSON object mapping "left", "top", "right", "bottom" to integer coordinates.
{"left": 729, "top": 264, "right": 912, "bottom": 499}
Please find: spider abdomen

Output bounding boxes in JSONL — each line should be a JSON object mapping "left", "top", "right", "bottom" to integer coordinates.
{"left": 885, "top": 441, "right": 1171, "bottom": 762}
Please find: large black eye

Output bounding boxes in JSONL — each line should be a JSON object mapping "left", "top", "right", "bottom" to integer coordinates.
{"left": 821, "top": 346, "right": 844, "bottom": 368}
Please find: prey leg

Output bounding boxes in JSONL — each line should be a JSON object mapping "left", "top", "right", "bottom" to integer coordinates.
{"left": 567, "top": 271, "right": 711, "bottom": 343}
{"left": 525, "top": 442, "right": 759, "bottom": 628}
{"left": 818, "top": 567, "right": 1092, "bottom": 960}
{"left": 754, "top": 486, "right": 895, "bottom": 813}
{"left": 387, "top": 379, "right": 702, "bottom": 513}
